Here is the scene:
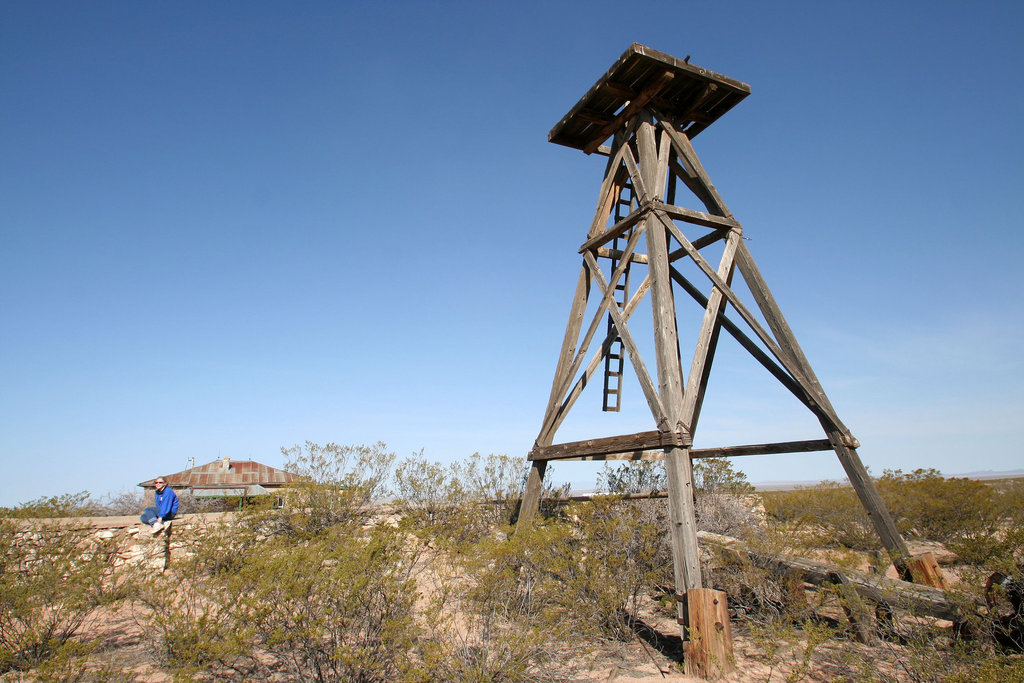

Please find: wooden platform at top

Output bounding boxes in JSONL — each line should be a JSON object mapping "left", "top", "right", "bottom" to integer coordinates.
{"left": 549, "top": 44, "right": 751, "bottom": 152}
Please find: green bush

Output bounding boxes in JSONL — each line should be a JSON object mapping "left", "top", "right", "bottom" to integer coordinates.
{"left": 0, "top": 520, "right": 118, "bottom": 674}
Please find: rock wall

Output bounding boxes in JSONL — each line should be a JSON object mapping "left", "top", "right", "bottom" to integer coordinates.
{"left": 7, "top": 512, "right": 233, "bottom": 572}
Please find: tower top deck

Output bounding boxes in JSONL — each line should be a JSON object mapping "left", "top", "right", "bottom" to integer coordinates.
{"left": 548, "top": 44, "right": 751, "bottom": 153}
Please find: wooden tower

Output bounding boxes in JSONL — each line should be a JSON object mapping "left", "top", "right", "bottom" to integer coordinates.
{"left": 517, "top": 44, "right": 941, "bottom": 675}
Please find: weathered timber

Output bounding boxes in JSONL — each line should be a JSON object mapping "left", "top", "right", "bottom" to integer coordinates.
{"left": 529, "top": 430, "right": 692, "bottom": 461}
{"left": 541, "top": 277, "right": 652, "bottom": 444}
{"left": 657, "top": 116, "right": 733, "bottom": 217}
{"left": 584, "top": 250, "right": 667, "bottom": 425}
{"left": 906, "top": 552, "right": 949, "bottom": 590}
{"left": 596, "top": 247, "right": 648, "bottom": 264}
{"left": 826, "top": 570, "right": 877, "bottom": 645}
{"left": 639, "top": 115, "right": 702, "bottom": 599}
{"left": 653, "top": 201, "right": 739, "bottom": 231}
{"left": 582, "top": 70, "right": 675, "bottom": 155}
{"left": 657, "top": 211, "right": 839, "bottom": 425}
{"left": 579, "top": 205, "right": 647, "bottom": 253}
{"left": 529, "top": 438, "right": 833, "bottom": 462}
{"left": 681, "top": 229, "right": 740, "bottom": 433}
{"left": 517, "top": 460, "right": 547, "bottom": 526}
{"left": 550, "top": 44, "right": 749, "bottom": 152}
{"left": 697, "top": 531, "right": 960, "bottom": 621}
{"left": 826, "top": 426, "right": 913, "bottom": 572}
{"left": 683, "top": 588, "right": 735, "bottom": 679}
{"left": 733, "top": 241, "right": 847, "bottom": 434}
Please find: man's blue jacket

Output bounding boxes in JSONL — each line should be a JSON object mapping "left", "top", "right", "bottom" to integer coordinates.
{"left": 155, "top": 487, "right": 179, "bottom": 519}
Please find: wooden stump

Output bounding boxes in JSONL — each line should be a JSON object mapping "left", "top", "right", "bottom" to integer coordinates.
{"left": 683, "top": 588, "right": 734, "bottom": 680}
{"left": 905, "top": 552, "right": 948, "bottom": 590}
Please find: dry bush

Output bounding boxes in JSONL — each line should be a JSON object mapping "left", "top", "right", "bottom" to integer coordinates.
{"left": 0, "top": 520, "right": 120, "bottom": 674}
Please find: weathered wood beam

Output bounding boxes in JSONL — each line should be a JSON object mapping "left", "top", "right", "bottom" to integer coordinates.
{"left": 596, "top": 247, "right": 648, "bottom": 264}
{"left": 656, "top": 211, "right": 838, "bottom": 426}
{"left": 698, "top": 531, "right": 960, "bottom": 621}
{"left": 669, "top": 266, "right": 820, "bottom": 414}
{"left": 579, "top": 206, "right": 647, "bottom": 253}
{"left": 681, "top": 229, "right": 740, "bottom": 434}
{"left": 653, "top": 201, "right": 740, "bottom": 231}
{"left": 639, "top": 115, "right": 703, "bottom": 599}
{"left": 584, "top": 250, "right": 667, "bottom": 425}
{"left": 583, "top": 71, "right": 675, "bottom": 154}
{"left": 540, "top": 276, "right": 652, "bottom": 444}
{"left": 529, "top": 430, "right": 692, "bottom": 462}
{"left": 536, "top": 438, "right": 834, "bottom": 462}
{"left": 656, "top": 116, "right": 733, "bottom": 217}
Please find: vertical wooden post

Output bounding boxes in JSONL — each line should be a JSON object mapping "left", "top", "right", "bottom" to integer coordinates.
{"left": 517, "top": 460, "right": 547, "bottom": 526}
{"left": 905, "top": 552, "right": 948, "bottom": 590}
{"left": 637, "top": 116, "right": 703, "bottom": 604}
{"left": 683, "top": 588, "right": 735, "bottom": 679}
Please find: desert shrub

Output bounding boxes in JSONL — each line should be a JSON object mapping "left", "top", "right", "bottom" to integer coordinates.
{"left": 255, "top": 441, "right": 398, "bottom": 536}
{"left": 876, "top": 468, "right": 1008, "bottom": 564}
{"left": 85, "top": 489, "right": 146, "bottom": 517}
{"left": 0, "top": 520, "right": 118, "bottom": 674}
{"left": 761, "top": 481, "right": 878, "bottom": 551}
{"left": 423, "top": 522, "right": 580, "bottom": 681}
{"left": 598, "top": 460, "right": 666, "bottom": 494}
{"left": 395, "top": 452, "right": 537, "bottom": 547}
{"left": 0, "top": 491, "right": 94, "bottom": 519}
{"left": 542, "top": 497, "right": 671, "bottom": 639}
{"left": 138, "top": 520, "right": 422, "bottom": 682}
{"left": 599, "top": 458, "right": 756, "bottom": 536}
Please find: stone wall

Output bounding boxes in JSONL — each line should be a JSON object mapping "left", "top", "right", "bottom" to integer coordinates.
{"left": 7, "top": 512, "right": 233, "bottom": 572}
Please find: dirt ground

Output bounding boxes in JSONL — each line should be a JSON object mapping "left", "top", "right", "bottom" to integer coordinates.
{"left": 66, "top": 586, "right": 899, "bottom": 682}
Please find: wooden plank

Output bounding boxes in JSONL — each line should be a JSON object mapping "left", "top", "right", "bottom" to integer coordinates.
{"left": 669, "top": 266, "right": 820, "bottom": 413}
{"left": 693, "top": 439, "right": 833, "bottom": 458}
{"left": 654, "top": 201, "right": 739, "bottom": 231}
{"left": 516, "top": 460, "right": 548, "bottom": 527}
{"left": 826, "top": 427, "right": 912, "bottom": 567}
{"left": 536, "top": 439, "right": 834, "bottom": 462}
{"left": 655, "top": 211, "right": 836, "bottom": 425}
{"left": 596, "top": 247, "right": 648, "bottom": 264}
{"left": 540, "top": 276, "right": 652, "bottom": 444}
{"left": 621, "top": 144, "right": 649, "bottom": 203}
{"left": 589, "top": 142, "right": 631, "bottom": 237}
{"left": 658, "top": 117, "right": 733, "bottom": 217}
{"left": 582, "top": 70, "right": 675, "bottom": 154}
{"left": 669, "top": 156, "right": 720, "bottom": 212}
{"left": 697, "top": 531, "right": 959, "bottom": 621}
{"left": 536, "top": 267, "right": 593, "bottom": 445}
{"left": 530, "top": 430, "right": 692, "bottom": 461}
{"left": 579, "top": 205, "right": 647, "bottom": 253}
{"left": 905, "top": 552, "right": 949, "bottom": 590}
{"left": 681, "top": 229, "right": 739, "bottom": 434}
{"left": 547, "top": 227, "right": 645, "bottom": 424}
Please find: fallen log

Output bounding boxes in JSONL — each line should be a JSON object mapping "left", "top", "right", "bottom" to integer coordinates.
{"left": 697, "top": 531, "right": 965, "bottom": 622}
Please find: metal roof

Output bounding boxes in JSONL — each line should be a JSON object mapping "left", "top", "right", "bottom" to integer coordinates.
{"left": 138, "top": 458, "right": 301, "bottom": 490}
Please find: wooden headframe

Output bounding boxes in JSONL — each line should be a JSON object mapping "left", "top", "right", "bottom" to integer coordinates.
{"left": 517, "top": 45, "right": 914, "bottom": 600}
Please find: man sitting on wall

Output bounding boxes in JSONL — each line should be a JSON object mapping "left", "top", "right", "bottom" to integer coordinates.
{"left": 140, "top": 477, "right": 178, "bottom": 535}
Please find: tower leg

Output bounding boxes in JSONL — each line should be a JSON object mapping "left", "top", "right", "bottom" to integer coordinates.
{"left": 517, "top": 460, "right": 547, "bottom": 526}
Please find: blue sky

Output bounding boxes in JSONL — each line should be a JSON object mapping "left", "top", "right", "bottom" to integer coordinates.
{"left": 2, "top": 1, "right": 1022, "bottom": 507}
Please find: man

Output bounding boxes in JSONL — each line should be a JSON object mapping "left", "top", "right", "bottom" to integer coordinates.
{"left": 140, "top": 477, "right": 179, "bottom": 535}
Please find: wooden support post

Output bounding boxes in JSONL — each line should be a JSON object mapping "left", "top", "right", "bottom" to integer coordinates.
{"left": 905, "top": 552, "right": 949, "bottom": 590}
{"left": 683, "top": 588, "right": 735, "bottom": 679}
{"left": 637, "top": 115, "right": 705, "bottom": 612}
{"left": 517, "top": 460, "right": 547, "bottom": 527}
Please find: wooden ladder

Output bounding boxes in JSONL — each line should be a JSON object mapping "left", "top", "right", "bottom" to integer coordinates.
{"left": 602, "top": 181, "right": 635, "bottom": 412}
